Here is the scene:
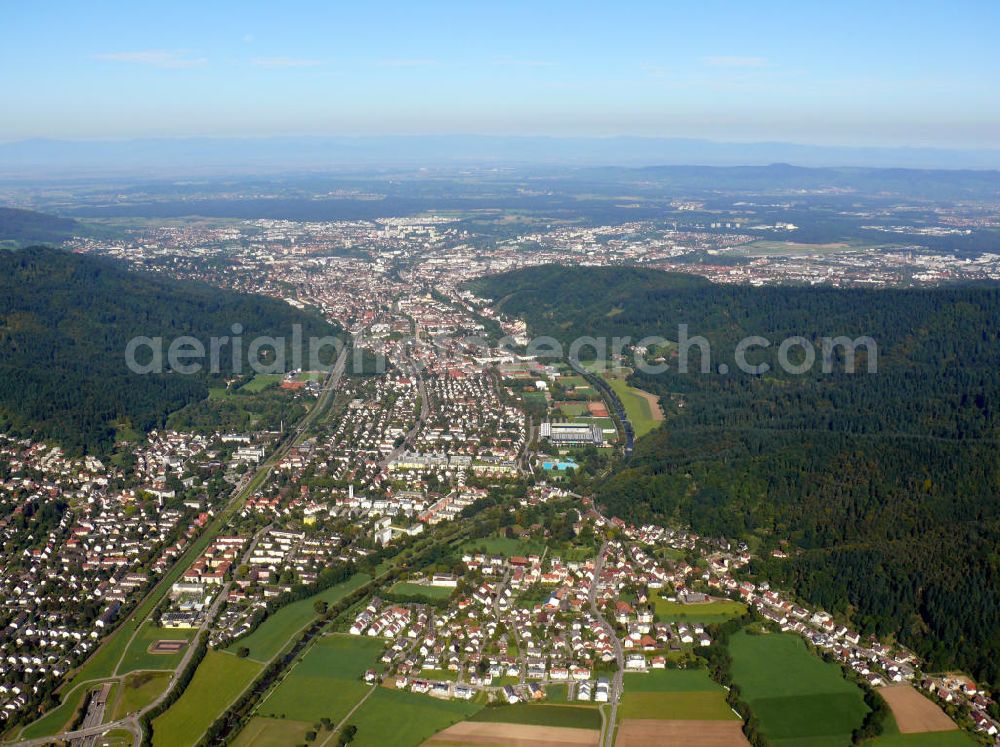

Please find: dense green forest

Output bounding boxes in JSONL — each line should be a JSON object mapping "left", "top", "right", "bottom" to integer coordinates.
{"left": 0, "top": 246, "right": 338, "bottom": 453}
{"left": 471, "top": 264, "right": 1000, "bottom": 688}
{"left": 0, "top": 207, "right": 81, "bottom": 244}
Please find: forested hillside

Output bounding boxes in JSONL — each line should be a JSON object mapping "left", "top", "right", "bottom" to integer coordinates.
{"left": 471, "top": 265, "right": 1000, "bottom": 687}
{"left": 0, "top": 246, "right": 338, "bottom": 453}
{"left": 0, "top": 207, "right": 81, "bottom": 244}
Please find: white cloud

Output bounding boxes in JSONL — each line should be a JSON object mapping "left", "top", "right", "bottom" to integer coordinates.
{"left": 251, "top": 57, "right": 323, "bottom": 68}
{"left": 92, "top": 50, "right": 206, "bottom": 69}
{"left": 701, "top": 56, "right": 771, "bottom": 68}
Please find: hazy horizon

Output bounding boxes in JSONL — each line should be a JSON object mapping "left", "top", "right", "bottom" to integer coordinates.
{"left": 4, "top": 0, "right": 999, "bottom": 150}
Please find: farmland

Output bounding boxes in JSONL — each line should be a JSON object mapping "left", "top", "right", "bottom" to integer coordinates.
{"left": 151, "top": 651, "right": 263, "bottom": 747}
{"left": 729, "top": 630, "right": 870, "bottom": 746}
{"left": 866, "top": 732, "right": 978, "bottom": 746}
{"left": 616, "top": 719, "right": 751, "bottom": 747}
{"left": 231, "top": 716, "right": 316, "bottom": 747}
{"left": 255, "top": 634, "right": 382, "bottom": 724}
{"left": 346, "top": 687, "right": 482, "bottom": 747}
{"left": 426, "top": 721, "right": 600, "bottom": 746}
{"left": 470, "top": 703, "right": 601, "bottom": 729}
{"left": 619, "top": 668, "right": 738, "bottom": 721}
{"left": 879, "top": 684, "right": 959, "bottom": 734}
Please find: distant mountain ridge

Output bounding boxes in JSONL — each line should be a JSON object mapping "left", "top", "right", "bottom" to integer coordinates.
{"left": 0, "top": 246, "right": 337, "bottom": 453}
{"left": 3, "top": 135, "right": 1000, "bottom": 175}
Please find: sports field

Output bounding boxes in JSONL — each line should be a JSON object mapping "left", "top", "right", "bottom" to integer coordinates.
{"left": 729, "top": 630, "right": 870, "bottom": 746}
{"left": 470, "top": 704, "right": 601, "bottom": 729}
{"left": 240, "top": 373, "right": 285, "bottom": 392}
{"left": 347, "top": 687, "right": 483, "bottom": 747}
{"left": 653, "top": 598, "right": 746, "bottom": 623}
{"left": 619, "top": 668, "right": 738, "bottom": 721}
{"left": 554, "top": 401, "right": 589, "bottom": 417}
{"left": 151, "top": 651, "right": 263, "bottom": 747}
{"left": 257, "top": 634, "right": 383, "bottom": 724}
{"left": 227, "top": 572, "right": 369, "bottom": 661}
{"left": 116, "top": 620, "right": 195, "bottom": 674}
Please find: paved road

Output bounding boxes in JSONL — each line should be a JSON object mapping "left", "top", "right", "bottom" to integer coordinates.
{"left": 589, "top": 542, "right": 624, "bottom": 747}
{"left": 378, "top": 350, "right": 430, "bottom": 470}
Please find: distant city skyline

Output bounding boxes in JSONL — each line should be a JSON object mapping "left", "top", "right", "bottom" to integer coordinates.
{"left": 3, "top": 0, "right": 999, "bottom": 148}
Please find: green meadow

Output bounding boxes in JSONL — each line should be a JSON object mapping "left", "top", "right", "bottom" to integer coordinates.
{"left": 729, "top": 630, "right": 870, "bottom": 746}
{"left": 151, "top": 651, "right": 263, "bottom": 747}
{"left": 347, "top": 687, "right": 482, "bottom": 747}
{"left": 257, "top": 634, "right": 383, "bottom": 724}
{"left": 227, "top": 572, "right": 370, "bottom": 661}
{"left": 389, "top": 581, "right": 455, "bottom": 599}
{"left": 620, "top": 667, "right": 738, "bottom": 721}
{"left": 654, "top": 598, "right": 747, "bottom": 623}
{"left": 111, "top": 671, "right": 171, "bottom": 720}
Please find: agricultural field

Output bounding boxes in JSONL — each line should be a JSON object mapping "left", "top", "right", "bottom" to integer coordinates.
{"left": 231, "top": 716, "right": 316, "bottom": 747}
{"left": 619, "top": 668, "right": 738, "bottom": 721}
{"left": 729, "top": 630, "right": 870, "bottom": 746}
{"left": 111, "top": 671, "right": 171, "bottom": 720}
{"left": 866, "top": 732, "right": 978, "bottom": 746}
{"left": 151, "top": 651, "right": 263, "bottom": 747}
{"left": 616, "top": 719, "right": 750, "bottom": 747}
{"left": 390, "top": 581, "right": 456, "bottom": 599}
{"left": 653, "top": 598, "right": 747, "bottom": 623}
{"left": 426, "top": 721, "right": 600, "bottom": 746}
{"left": 227, "top": 572, "right": 370, "bottom": 661}
{"left": 115, "top": 620, "right": 195, "bottom": 674}
{"left": 256, "top": 634, "right": 382, "bottom": 724}
{"left": 470, "top": 703, "right": 601, "bottom": 729}
{"left": 878, "top": 684, "right": 959, "bottom": 734}
{"left": 347, "top": 687, "right": 482, "bottom": 747}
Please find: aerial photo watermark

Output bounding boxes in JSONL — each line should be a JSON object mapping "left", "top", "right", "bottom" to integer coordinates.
{"left": 124, "top": 323, "right": 878, "bottom": 378}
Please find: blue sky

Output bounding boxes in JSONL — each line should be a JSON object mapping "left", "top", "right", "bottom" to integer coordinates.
{"left": 2, "top": 0, "right": 998, "bottom": 147}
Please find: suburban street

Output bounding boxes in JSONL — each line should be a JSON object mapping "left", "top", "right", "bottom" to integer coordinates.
{"left": 9, "top": 341, "right": 356, "bottom": 747}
